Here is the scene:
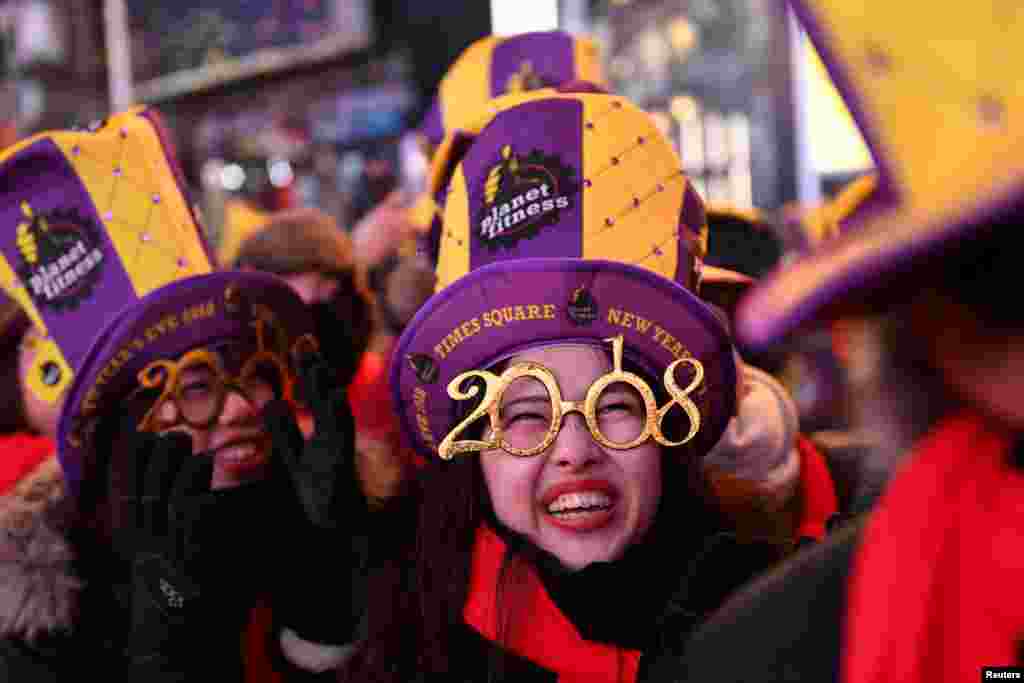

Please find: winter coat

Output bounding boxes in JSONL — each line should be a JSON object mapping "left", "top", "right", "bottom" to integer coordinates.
{"left": 0, "top": 470, "right": 340, "bottom": 682}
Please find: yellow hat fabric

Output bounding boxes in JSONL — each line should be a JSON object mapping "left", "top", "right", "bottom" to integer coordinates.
{"left": 418, "top": 31, "right": 606, "bottom": 149}
{"left": 0, "top": 108, "right": 214, "bottom": 405}
{"left": 737, "top": 0, "right": 1024, "bottom": 348}
{"left": 800, "top": 173, "right": 878, "bottom": 245}
{"left": 217, "top": 198, "right": 270, "bottom": 266}
{"left": 433, "top": 88, "right": 709, "bottom": 292}
{"left": 391, "top": 90, "right": 737, "bottom": 463}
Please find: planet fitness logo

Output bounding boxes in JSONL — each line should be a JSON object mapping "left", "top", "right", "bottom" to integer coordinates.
{"left": 476, "top": 145, "right": 577, "bottom": 251}
{"left": 566, "top": 286, "right": 598, "bottom": 326}
{"left": 15, "top": 202, "right": 105, "bottom": 313}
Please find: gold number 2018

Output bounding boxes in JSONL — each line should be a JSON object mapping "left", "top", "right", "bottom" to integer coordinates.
{"left": 436, "top": 335, "right": 704, "bottom": 459}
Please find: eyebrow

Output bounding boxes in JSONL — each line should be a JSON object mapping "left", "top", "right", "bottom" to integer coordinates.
{"left": 598, "top": 386, "right": 639, "bottom": 400}
{"left": 500, "top": 395, "right": 550, "bottom": 411}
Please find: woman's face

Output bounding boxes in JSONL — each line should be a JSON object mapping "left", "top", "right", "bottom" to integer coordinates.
{"left": 18, "top": 327, "right": 63, "bottom": 439}
{"left": 152, "top": 347, "right": 281, "bottom": 490}
{"left": 479, "top": 345, "right": 663, "bottom": 571}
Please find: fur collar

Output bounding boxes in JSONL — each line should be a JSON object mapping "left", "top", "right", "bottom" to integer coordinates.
{"left": 0, "top": 457, "right": 81, "bottom": 641}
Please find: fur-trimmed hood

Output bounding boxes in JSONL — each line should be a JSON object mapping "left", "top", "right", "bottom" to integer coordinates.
{"left": 0, "top": 456, "right": 81, "bottom": 642}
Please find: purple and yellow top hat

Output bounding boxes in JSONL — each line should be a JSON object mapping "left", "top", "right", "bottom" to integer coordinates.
{"left": 412, "top": 31, "right": 608, "bottom": 256}
{"left": 797, "top": 174, "right": 878, "bottom": 247}
{"left": 216, "top": 198, "right": 270, "bottom": 266}
{"left": 418, "top": 31, "right": 607, "bottom": 150}
{"left": 392, "top": 89, "right": 737, "bottom": 463}
{"left": 0, "top": 108, "right": 314, "bottom": 493}
{"left": 737, "top": 0, "right": 1024, "bottom": 349}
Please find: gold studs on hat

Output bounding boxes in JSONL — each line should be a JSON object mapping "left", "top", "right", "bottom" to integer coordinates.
{"left": 977, "top": 94, "right": 1006, "bottom": 129}
{"left": 864, "top": 42, "right": 892, "bottom": 76}
{"left": 594, "top": 169, "right": 686, "bottom": 236}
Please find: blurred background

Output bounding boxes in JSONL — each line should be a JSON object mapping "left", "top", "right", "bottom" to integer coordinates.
{"left": 0, "top": 0, "right": 871, "bottom": 241}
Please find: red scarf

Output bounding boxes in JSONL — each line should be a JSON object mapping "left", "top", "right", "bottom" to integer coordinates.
{"left": 796, "top": 434, "right": 839, "bottom": 541}
{"left": 463, "top": 525, "right": 642, "bottom": 683}
{"left": 243, "top": 600, "right": 282, "bottom": 683}
{"left": 0, "top": 433, "right": 54, "bottom": 495}
{"left": 844, "top": 411, "right": 1024, "bottom": 682}
{"left": 462, "top": 443, "right": 838, "bottom": 682}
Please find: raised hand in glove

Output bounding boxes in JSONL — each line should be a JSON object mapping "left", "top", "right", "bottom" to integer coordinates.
{"left": 263, "top": 350, "right": 366, "bottom": 652}
{"left": 114, "top": 421, "right": 269, "bottom": 675}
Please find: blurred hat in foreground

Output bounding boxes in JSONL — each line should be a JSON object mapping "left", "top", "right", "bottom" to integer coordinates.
{"left": 736, "top": 0, "right": 1024, "bottom": 350}
{"left": 418, "top": 31, "right": 607, "bottom": 150}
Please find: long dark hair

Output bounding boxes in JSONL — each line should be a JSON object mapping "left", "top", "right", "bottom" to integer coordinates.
{"left": 344, "top": 456, "right": 485, "bottom": 681}
{"left": 342, "top": 370, "right": 711, "bottom": 682}
{"left": 0, "top": 300, "right": 32, "bottom": 435}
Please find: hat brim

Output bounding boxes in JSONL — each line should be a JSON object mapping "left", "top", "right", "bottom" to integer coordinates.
{"left": 735, "top": 182, "right": 1023, "bottom": 351}
{"left": 56, "top": 270, "right": 313, "bottom": 492}
{"left": 390, "top": 258, "right": 737, "bottom": 462}
{"left": 737, "top": 0, "right": 1024, "bottom": 350}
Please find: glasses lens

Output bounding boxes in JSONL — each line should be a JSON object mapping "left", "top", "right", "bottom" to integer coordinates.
{"left": 592, "top": 381, "right": 647, "bottom": 446}
{"left": 497, "top": 375, "right": 554, "bottom": 452}
{"left": 174, "top": 357, "right": 222, "bottom": 427}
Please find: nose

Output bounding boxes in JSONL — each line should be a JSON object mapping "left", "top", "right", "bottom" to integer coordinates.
{"left": 549, "top": 411, "right": 603, "bottom": 470}
{"left": 219, "top": 387, "right": 259, "bottom": 425}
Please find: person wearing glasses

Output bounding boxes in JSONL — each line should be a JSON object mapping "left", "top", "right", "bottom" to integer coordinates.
{"left": 335, "top": 88, "right": 839, "bottom": 683}
{"left": 0, "top": 110, "right": 360, "bottom": 681}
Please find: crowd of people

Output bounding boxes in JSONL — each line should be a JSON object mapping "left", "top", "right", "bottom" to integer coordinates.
{"left": 0, "top": 1, "right": 1018, "bottom": 681}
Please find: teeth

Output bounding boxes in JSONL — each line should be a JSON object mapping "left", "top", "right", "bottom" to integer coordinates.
{"left": 547, "top": 491, "right": 612, "bottom": 514}
{"left": 217, "top": 443, "right": 258, "bottom": 463}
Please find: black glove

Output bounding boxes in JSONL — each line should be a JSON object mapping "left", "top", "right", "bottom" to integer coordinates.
{"left": 264, "top": 351, "right": 366, "bottom": 648}
{"left": 114, "top": 423, "right": 268, "bottom": 675}
{"left": 637, "top": 532, "right": 783, "bottom": 682}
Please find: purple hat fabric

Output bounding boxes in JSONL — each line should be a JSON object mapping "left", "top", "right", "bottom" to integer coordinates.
{"left": 736, "top": 0, "right": 1024, "bottom": 350}
{"left": 418, "top": 31, "right": 607, "bottom": 148}
{"left": 0, "top": 108, "right": 314, "bottom": 494}
{"left": 393, "top": 91, "right": 736, "bottom": 463}
{"left": 58, "top": 270, "right": 314, "bottom": 492}
{"left": 0, "top": 108, "right": 219, "bottom": 410}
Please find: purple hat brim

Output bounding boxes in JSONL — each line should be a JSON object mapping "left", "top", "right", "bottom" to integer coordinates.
{"left": 735, "top": 183, "right": 1024, "bottom": 351}
{"left": 735, "top": 0, "right": 1021, "bottom": 350}
{"left": 390, "top": 258, "right": 737, "bottom": 462}
{"left": 57, "top": 270, "right": 313, "bottom": 493}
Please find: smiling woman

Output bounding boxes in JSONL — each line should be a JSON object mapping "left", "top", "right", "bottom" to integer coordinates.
{"left": 336, "top": 89, "right": 795, "bottom": 683}
{"left": 0, "top": 109, "right": 366, "bottom": 681}
{"left": 479, "top": 345, "right": 664, "bottom": 570}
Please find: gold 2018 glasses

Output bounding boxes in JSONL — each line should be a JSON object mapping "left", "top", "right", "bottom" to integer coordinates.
{"left": 133, "top": 318, "right": 317, "bottom": 433}
{"left": 438, "top": 335, "right": 704, "bottom": 459}
{"left": 135, "top": 345, "right": 292, "bottom": 433}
